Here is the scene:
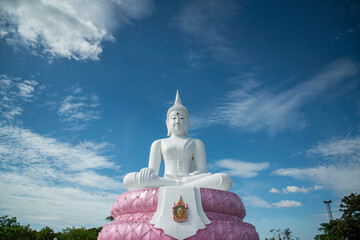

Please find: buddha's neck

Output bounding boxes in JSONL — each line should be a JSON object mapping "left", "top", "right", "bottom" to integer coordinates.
{"left": 170, "top": 134, "right": 187, "bottom": 140}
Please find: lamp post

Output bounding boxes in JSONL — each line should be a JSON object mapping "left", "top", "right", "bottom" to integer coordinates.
{"left": 323, "top": 200, "right": 333, "bottom": 221}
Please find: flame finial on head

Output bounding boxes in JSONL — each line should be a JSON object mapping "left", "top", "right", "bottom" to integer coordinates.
{"left": 166, "top": 90, "right": 189, "bottom": 121}
{"left": 174, "top": 90, "right": 182, "bottom": 105}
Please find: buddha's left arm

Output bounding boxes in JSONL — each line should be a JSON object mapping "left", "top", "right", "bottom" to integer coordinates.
{"left": 148, "top": 140, "right": 162, "bottom": 176}
{"left": 193, "top": 139, "right": 208, "bottom": 174}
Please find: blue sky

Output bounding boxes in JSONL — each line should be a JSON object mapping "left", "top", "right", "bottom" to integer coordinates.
{"left": 0, "top": 0, "right": 359, "bottom": 239}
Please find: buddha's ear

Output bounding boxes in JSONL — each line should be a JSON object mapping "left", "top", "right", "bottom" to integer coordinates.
{"left": 166, "top": 120, "right": 171, "bottom": 136}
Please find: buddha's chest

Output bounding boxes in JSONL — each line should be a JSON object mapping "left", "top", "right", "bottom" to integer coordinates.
{"left": 161, "top": 139, "right": 195, "bottom": 160}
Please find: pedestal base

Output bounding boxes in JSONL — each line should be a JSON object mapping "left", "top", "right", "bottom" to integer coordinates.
{"left": 98, "top": 188, "right": 259, "bottom": 240}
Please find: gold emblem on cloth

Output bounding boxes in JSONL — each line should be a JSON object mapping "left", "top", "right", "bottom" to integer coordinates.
{"left": 172, "top": 196, "right": 188, "bottom": 223}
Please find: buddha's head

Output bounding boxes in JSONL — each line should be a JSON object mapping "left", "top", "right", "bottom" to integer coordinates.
{"left": 166, "top": 91, "right": 190, "bottom": 136}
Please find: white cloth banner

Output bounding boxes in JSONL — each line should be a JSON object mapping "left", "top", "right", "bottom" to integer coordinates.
{"left": 149, "top": 186, "right": 211, "bottom": 240}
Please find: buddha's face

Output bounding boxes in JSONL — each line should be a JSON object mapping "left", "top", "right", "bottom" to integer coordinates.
{"left": 167, "top": 110, "right": 189, "bottom": 136}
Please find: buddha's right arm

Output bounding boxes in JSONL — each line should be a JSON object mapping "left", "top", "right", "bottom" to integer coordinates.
{"left": 148, "top": 140, "right": 162, "bottom": 176}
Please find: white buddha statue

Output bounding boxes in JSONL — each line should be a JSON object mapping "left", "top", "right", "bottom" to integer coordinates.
{"left": 123, "top": 91, "right": 233, "bottom": 191}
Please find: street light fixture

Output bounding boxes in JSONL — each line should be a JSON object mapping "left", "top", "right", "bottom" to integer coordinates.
{"left": 323, "top": 200, "right": 333, "bottom": 221}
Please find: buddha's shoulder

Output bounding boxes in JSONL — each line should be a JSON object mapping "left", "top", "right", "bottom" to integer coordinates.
{"left": 150, "top": 139, "right": 162, "bottom": 147}
{"left": 192, "top": 138, "right": 205, "bottom": 147}
{"left": 150, "top": 138, "right": 169, "bottom": 147}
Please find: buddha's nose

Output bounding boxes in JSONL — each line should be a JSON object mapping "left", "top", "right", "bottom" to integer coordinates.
{"left": 175, "top": 117, "right": 179, "bottom": 123}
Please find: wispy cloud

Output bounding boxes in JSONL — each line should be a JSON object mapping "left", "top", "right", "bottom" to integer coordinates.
{"left": 0, "top": 124, "right": 122, "bottom": 229}
{"left": 58, "top": 87, "right": 101, "bottom": 130}
{"left": 307, "top": 135, "right": 360, "bottom": 162}
{"left": 0, "top": 172, "right": 118, "bottom": 229}
{"left": 0, "top": 74, "right": 39, "bottom": 122}
{"left": 0, "top": 73, "right": 122, "bottom": 229}
{"left": 175, "top": 0, "right": 242, "bottom": 66}
{"left": 242, "top": 195, "right": 302, "bottom": 208}
{"left": 274, "top": 135, "right": 360, "bottom": 196}
{"left": 272, "top": 200, "right": 302, "bottom": 208}
{"left": 275, "top": 165, "right": 360, "bottom": 197}
{"left": 0, "top": 125, "right": 115, "bottom": 172}
{"left": 0, "top": 0, "right": 153, "bottom": 61}
{"left": 192, "top": 58, "right": 359, "bottom": 134}
{"left": 215, "top": 159, "right": 269, "bottom": 178}
{"left": 336, "top": 23, "right": 360, "bottom": 40}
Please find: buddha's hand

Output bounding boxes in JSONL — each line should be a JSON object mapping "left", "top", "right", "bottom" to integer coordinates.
{"left": 139, "top": 168, "right": 154, "bottom": 187}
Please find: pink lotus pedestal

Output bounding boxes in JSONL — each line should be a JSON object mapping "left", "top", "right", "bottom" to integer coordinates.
{"left": 98, "top": 187, "right": 259, "bottom": 240}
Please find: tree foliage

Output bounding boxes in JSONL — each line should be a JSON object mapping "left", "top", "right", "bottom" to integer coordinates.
{"left": 265, "top": 228, "right": 300, "bottom": 240}
{"left": 0, "top": 215, "right": 102, "bottom": 240}
{"left": 315, "top": 193, "right": 360, "bottom": 240}
{"left": 58, "top": 227, "right": 102, "bottom": 240}
{"left": 0, "top": 215, "right": 36, "bottom": 240}
{"left": 37, "top": 226, "right": 57, "bottom": 240}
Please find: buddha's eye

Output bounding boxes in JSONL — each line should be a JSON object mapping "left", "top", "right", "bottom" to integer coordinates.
{"left": 171, "top": 116, "right": 176, "bottom": 119}
{"left": 180, "top": 117, "right": 184, "bottom": 119}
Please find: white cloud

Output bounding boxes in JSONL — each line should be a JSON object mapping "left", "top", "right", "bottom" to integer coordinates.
{"left": 270, "top": 185, "right": 321, "bottom": 194}
{"left": 242, "top": 195, "right": 272, "bottom": 208}
{"left": 0, "top": 73, "right": 123, "bottom": 229}
{"left": 0, "top": 172, "right": 118, "bottom": 230}
{"left": 0, "top": 124, "right": 123, "bottom": 229}
{"left": 0, "top": 74, "right": 38, "bottom": 122}
{"left": 283, "top": 186, "right": 311, "bottom": 194}
{"left": 192, "top": 58, "right": 359, "bottom": 134}
{"left": 215, "top": 159, "right": 269, "bottom": 178}
{"left": 243, "top": 195, "right": 302, "bottom": 209}
{"left": 272, "top": 200, "right": 302, "bottom": 208}
{"left": 274, "top": 165, "right": 360, "bottom": 197}
{"left": 175, "top": 0, "right": 242, "bottom": 66}
{"left": 0, "top": 125, "right": 115, "bottom": 172}
{"left": 72, "top": 85, "right": 83, "bottom": 94}
{"left": 0, "top": 0, "right": 153, "bottom": 61}
{"left": 64, "top": 170, "right": 119, "bottom": 190}
{"left": 269, "top": 187, "right": 280, "bottom": 193}
{"left": 275, "top": 134, "right": 360, "bottom": 196}
{"left": 17, "top": 80, "right": 38, "bottom": 99}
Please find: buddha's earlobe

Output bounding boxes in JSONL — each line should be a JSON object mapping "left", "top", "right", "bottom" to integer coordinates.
{"left": 166, "top": 120, "right": 171, "bottom": 136}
